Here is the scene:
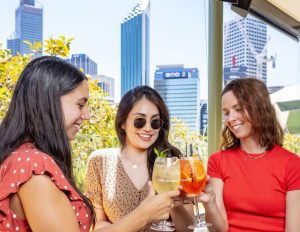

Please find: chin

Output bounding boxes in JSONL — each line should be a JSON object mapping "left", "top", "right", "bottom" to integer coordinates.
{"left": 67, "top": 133, "right": 76, "bottom": 141}
{"left": 138, "top": 142, "right": 154, "bottom": 150}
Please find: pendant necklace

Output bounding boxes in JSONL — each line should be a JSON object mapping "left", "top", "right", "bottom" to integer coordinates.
{"left": 241, "top": 149, "right": 268, "bottom": 160}
{"left": 122, "top": 152, "right": 139, "bottom": 169}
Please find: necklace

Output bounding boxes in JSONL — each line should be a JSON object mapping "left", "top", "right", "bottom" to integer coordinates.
{"left": 241, "top": 149, "right": 268, "bottom": 160}
{"left": 122, "top": 152, "right": 143, "bottom": 169}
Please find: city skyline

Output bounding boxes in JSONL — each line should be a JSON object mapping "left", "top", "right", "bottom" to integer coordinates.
{"left": 0, "top": 0, "right": 299, "bottom": 102}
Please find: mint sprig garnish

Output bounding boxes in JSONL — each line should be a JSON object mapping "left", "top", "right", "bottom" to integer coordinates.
{"left": 154, "top": 147, "right": 169, "bottom": 158}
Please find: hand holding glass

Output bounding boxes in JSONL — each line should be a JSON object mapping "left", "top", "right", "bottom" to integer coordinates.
{"left": 180, "top": 156, "right": 211, "bottom": 230}
{"left": 151, "top": 157, "right": 180, "bottom": 231}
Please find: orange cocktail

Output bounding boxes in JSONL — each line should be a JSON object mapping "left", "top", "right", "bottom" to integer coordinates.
{"left": 180, "top": 157, "right": 206, "bottom": 196}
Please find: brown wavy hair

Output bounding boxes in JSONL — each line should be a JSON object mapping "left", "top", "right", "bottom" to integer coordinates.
{"left": 220, "top": 78, "right": 283, "bottom": 150}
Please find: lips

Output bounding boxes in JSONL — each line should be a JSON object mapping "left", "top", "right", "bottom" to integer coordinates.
{"left": 73, "top": 123, "right": 81, "bottom": 131}
{"left": 232, "top": 124, "right": 242, "bottom": 130}
{"left": 137, "top": 133, "right": 153, "bottom": 141}
{"left": 139, "top": 133, "right": 151, "bottom": 138}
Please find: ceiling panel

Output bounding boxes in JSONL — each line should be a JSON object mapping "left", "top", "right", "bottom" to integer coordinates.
{"left": 268, "top": 0, "right": 300, "bottom": 22}
{"left": 249, "top": 0, "right": 300, "bottom": 40}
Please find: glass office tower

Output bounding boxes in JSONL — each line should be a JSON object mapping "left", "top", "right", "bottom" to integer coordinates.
{"left": 68, "top": 54, "right": 98, "bottom": 75}
{"left": 224, "top": 17, "right": 267, "bottom": 83}
{"left": 7, "top": 0, "right": 43, "bottom": 56}
{"left": 121, "top": 0, "right": 150, "bottom": 96}
{"left": 154, "top": 65, "right": 200, "bottom": 132}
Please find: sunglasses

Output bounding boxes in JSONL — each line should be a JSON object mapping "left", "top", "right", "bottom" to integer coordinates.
{"left": 130, "top": 117, "right": 164, "bottom": 130}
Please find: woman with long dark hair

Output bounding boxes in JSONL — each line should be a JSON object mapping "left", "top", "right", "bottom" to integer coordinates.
{"left": 85, "top": 86, "right": 181, "bottom": 231}
{"left": 0, "top": 56, "right": 95, "bottom": 231}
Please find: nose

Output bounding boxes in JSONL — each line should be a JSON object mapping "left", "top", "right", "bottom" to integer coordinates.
{"left": 81, "top": 107, "right": 90, "bottom": 120}
{"left": 227, "top": 111, "right": 237, "bottom": 122}
{"left": 143, "top": 120, "right": 153, "bottom": 131}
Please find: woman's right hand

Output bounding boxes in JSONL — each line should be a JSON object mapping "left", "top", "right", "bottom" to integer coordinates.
{"left": 198, "top": 175, "right": 229, "bottom": 231}
{"left": 138, "top": 181, "right": 180, "bottom": 224}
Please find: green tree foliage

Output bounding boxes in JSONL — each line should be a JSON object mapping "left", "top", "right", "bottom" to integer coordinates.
{"left": 0, "top": 46, "right": 31, "bottom": 119}
{"left": 283, "top": 134, "right": 300, "bottom": 155}
{"left": 72, "top": 77, "right": 117, "bottom": 189}
{"left": 169, "top": 118, "right": 208, "bottom": 164}
{"left": 0, "top": 37, "right": 117, "bottom": 189}
{"left": 25, "top": 36, "right": 73, "bottom": 57}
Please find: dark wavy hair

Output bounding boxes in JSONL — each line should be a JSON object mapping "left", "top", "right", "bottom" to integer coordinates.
{"left": 115, "top": 85, "right": 182, "bottom": 177}
{"left": 0, "top": 56, "right": 95, "bottom": 226}
{"left": 220, "top": 77, "right": 283, "bottom": 150}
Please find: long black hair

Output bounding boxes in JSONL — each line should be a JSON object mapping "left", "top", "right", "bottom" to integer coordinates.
{"left": 115, "top": 85, "right": 182, "bottom": 177}
{"left": 0, "top": 56, "right": 95, "bottom": 226}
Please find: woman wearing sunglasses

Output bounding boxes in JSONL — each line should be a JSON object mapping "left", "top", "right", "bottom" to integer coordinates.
{"left": 85, "top": 86, "right": 182, "bottom": 231}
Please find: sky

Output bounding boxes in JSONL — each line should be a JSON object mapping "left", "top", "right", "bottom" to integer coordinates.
{"left": 0, "top": 0, "right": 299, "bottom": 102}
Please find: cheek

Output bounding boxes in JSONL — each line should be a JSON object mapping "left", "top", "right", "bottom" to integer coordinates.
{"left": 62, "top": 105, "right": 74, "bottom": 119}
{"left": 223, "top": 117, "right": 230, "bottom": 126}
{"left": 153, "top": 131, "right": 160, "bottom": 141}
{"left": 64, "top": 110, "right": 80, "bottom": 126}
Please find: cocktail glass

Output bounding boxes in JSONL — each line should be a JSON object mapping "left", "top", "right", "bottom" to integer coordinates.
{"left": 150, "top": 157, "right": 180, "bottom": 231}
{"left": 180, "top": 156, "right": 211, "bottom": 230}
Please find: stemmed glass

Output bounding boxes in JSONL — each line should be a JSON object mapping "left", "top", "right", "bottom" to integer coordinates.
{"left": 151, "top": 156, "right": 181, "bottom": 231}
{"left": 180, "top": 154, "right": 212, "bottom": 230}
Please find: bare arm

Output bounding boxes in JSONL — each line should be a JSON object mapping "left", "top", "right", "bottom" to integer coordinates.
{"left": 170, "top": 201, "right": 195, "bottom": 232}
{"left": 285, "top": 190, "right": 300, "bottom": 232}
{"left": 93, "top": 183, "right": 180, "bottom": 232}
{"left": 18, "top": 175, "right": 81, "bottom": 232}
{"left": 92, "top": 203, "right": 112, "bottom": 229}
{"left": 199, "top": 176, "right": 228, "bottom": 232}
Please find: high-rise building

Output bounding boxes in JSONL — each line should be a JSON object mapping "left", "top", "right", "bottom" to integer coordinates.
{"left": 68, "top": 54, "right": 98, "bottom": 75}
{"left": 199, "top": 100, "right": 208, "bottom": 136}
{"left": 92, "top": 75, "right": 115, "bottom": 103}
{"left": 7, "top": 0, "right": 43, "bottom": 56}
{"left": 224, "top": 17, "right": 267, "bottom": 83}
{"left": 154, "top": 65, "right": 200, "bottom": 132}
{"left": 121, "top": 0, "right": 150, "bottom": 96}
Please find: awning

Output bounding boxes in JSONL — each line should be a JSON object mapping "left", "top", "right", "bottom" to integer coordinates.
{"left": 271, "top": 85, "right": 300, "bottom": 134}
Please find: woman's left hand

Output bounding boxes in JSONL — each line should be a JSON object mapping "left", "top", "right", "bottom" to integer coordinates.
{"left": 198, "top": 175, "right": 217, "bottom": 207}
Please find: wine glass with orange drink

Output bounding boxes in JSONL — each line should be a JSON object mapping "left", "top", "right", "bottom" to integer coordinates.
{"left": 180, "top": 146, "right": 212, "bottom": 230}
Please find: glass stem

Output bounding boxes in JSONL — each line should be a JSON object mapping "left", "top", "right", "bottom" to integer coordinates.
{"left": 194, "top": 197, "right": 202, "bottom": 225}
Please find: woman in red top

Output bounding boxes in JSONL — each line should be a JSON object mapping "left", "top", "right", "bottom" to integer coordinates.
{"left": 201, "top": 78, "right": 300, "bottom": 231}
{"left": 0, "top": 56, "right": 179, "bottom": 232}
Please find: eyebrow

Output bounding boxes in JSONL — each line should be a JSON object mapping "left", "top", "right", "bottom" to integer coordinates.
{"left": 132, "top": 113, "right": 160, "bottom": 118}
{"left": 77, "top": 97, "right": 88, "bottom": 102}
{"left": 222, "top": 103, "right": 241, "bottom": 111}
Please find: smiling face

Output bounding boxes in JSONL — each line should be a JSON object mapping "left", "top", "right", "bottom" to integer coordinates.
{"left": 222, "top": 90, "right": 253, "bottom": 141}
{"left": 61, "top": 80, "right": 90, "bottom": 141}
{"left": 122, "top": 97, "right": 161, "bottom": 152}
